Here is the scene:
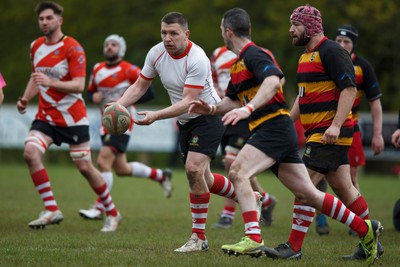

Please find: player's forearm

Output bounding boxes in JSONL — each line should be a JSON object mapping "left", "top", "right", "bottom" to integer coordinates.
{"left": 21, "top": 78, "right": 40, "bottom": 101}
{"left": 50, "top": 77, "right": 85, "bottom": 94}
{"left": 118, "top": 78, "right": 150, "bottom": 107}
{"left": 332, "top": 86, "right": 356, "bottom": 128}
{"left": 248, "top": 75, "right": 281, "bottom": 111}
{"left": 369, "top": 99, "right": 383, "bottom": 136}
{"left": 290, "top": 96, "right": 300, "bottom": 122}
{"left": 156, "top": 99, "right": 191, "bottom": 120}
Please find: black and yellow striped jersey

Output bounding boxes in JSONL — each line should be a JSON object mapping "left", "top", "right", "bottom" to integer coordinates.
{"left": 297, "top": 37, "right": 356, "bottom": 146}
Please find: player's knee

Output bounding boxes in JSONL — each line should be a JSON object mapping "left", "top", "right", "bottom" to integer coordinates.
{"left": 294, "top": 191, "right": 310, "bottom": 205}
{"left": 24, "top": 133, "right": 47, "bottom": 163}
{"left": 185, "top": 163, "right": 202, "bottom": 180}
{"left": 70, "top": 147, "right": 91, "bottom": 162}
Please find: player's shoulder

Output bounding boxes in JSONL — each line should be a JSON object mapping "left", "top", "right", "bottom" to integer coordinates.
{"left": 188, "top": 41, "right": 209, "bottom": 61}
{"left": 63, "top": 36, "right": 85, "bottom": 52}
{"left": 30, "top": 36, "right": 45, "bottom": 49}
{"left": 353, "top": 54, "right": 371, "bottom": 68}
{"left": 211, "top": 46, "right": 227, "bottom": 56}
{"left": 120, "top": 60, "right": 141, "bottom": 72}
{"left": 93, "top": 61, "right": 106, "bottom": 70}
{"left": 63, "top": 36, "right": 81, "bottom": 45}
{"left": 319, "top": 38, "right": 343, "bottom": 53}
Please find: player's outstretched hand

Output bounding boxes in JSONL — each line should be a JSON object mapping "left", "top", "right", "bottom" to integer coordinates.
{"left": 136, "top": 110, "right": 157, "bottom": 125}
{"left": 222, "top": 107, "right": 250, "bottom": 126}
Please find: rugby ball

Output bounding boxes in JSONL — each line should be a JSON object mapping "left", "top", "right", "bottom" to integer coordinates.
{"left": 102, "top": 103, "right": 132, "bottom": 135}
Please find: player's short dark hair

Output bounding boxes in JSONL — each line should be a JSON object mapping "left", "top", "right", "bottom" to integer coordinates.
{"left": 161, "top": 12, "right": 188, "bottom": 31}
{"left": 222, "top": 8, "right": 251, "bottom": 38}
{"left": 35, "top": 1, "right": 63, "bottom": 16}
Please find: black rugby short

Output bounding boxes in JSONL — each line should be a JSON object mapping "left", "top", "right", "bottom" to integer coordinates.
{"left": 101, "top": 133, "right": 130, "bottom": 154}
{"left": 246, "top": 115, "right": 303, "bottom": 176}
{"left": 302, "top": 142, "right": 350, "bottom": 175}
{"left": 178, "top": 115, "right": 224, "bottom": 164}
{"left": 221, "top": 119, "right": 251, "bottom": 156}
{"left": 30, "top": 119, "right": 90, "bottom": 146}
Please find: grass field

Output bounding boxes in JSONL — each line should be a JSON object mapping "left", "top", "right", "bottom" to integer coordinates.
{"left": 0, "top": 163, "right": 399, "bottom": 266}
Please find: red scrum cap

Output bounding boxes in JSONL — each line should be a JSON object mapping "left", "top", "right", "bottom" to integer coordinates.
{"left": 290, "top": 5, "right": 323, "bottom": 38}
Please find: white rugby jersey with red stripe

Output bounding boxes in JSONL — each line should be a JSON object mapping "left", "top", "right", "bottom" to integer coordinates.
{"left": 30, "top": 36, "right": 87, "bottom": 127}
{"left": 140, "top": 40, "right": 220, "bottom": 123}
{"left": 210, "top": 46, "right": 237, "bottom": 93}
{"left": 88, "top": 60, "right": 140, "bottom": 135}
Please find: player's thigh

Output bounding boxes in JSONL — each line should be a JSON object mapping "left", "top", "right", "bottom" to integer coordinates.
{"left": 231, "top": 144, "right": 275, "bottom": 179}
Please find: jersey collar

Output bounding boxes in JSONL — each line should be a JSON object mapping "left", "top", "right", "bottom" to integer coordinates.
{"left": 169, "top": 40, "right": 192, "bottom": 59}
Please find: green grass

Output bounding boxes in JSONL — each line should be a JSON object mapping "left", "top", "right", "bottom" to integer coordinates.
{"left": 0, "top": 163, "right": 399, "bottom": 266}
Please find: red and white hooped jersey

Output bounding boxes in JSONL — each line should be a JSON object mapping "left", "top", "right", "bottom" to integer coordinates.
{"left": 30, "top": 36, "right": 87, "bottom": 127}
{"left": 88, "top": 60, "right": 140, "bottom": 135}
{"left": 140, "top": 40, "right": 220, "bottom": 123}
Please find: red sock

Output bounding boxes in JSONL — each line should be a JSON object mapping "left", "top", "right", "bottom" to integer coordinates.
{"left": 209, "top": 173, "right": 236, "bottom": 201}
{"left": 287, "top": 200, "right": 315, "bottom": 252}
{"left": 347, "top": 195, "right": 370, "bottom": 219}
{"left": 31, "top": 169, "right": 58, "bottom": 211}
{"left": 321, "top": 193, "right": 368, "bottom": 237}
{"left": 190, "top": 193, "right": 210, "bottom": 240}
{"left": 221, "top": 205, "right": 236, "bottom": 219}
{"left": 92, "top": 183, "right": 117, "bottom": 216}
{"left": 148, "top": 168, "right": 160, "bottom": 181}
{"left": 243, "top": 211, "right": 261, "bottom": 243}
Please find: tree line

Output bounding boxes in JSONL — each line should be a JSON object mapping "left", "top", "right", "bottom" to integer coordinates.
{"left": 1, "top": 0, "right": 399, "bottom": 111}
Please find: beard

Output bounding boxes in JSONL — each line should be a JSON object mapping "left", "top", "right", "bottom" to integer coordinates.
{"left": 104, "top": 53, "right": 119, "bottom": 62}
{"left": 41, "top": 26, "right": 56, "bottom": 37}
{"left": 292, "top": 31, "right": 310, "bottom": 46}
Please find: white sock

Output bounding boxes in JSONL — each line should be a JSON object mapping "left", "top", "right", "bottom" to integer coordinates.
{"left": 101, "top": 171, "right": 114, "bottom": 191}
{"left": 130, "top": 162, "right": 152, "bottom": 178}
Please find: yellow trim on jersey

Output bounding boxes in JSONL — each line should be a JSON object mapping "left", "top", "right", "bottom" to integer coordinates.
{"left": 231, "top": 59, "right": 246, "bottom": 74}
{"left": 354, "top": 65, "right": 363, "bottom": 76}
{"left": 298, "top": 81, "right": 336, "bottom": 94}
{"left": 307, "top": 133, "right": 353, "bottom": 146}
{"left": 300, "top": 110, "right": 337, "bottom": 125}
{"left": 249, "top": 109, "right": 290, "bottom": 131}
{"left": 299, "top": 51, "right": 322, "bottom": 64}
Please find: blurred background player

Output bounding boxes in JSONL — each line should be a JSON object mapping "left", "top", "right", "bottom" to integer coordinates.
{"left": 0, "top": 72, "right": 6, "bottom": 104}
{"left": 16, "top": 1, "right": 121, "bottom": 232}
{"left": 392, "top": 110, "right": 400, "bottom": 149}
{"left": 315, "top": 24, "right": 385, "bottom": 238}
{"left": 209, "top": 46, "right": 277, "bottom": 229}
{"left": 79, "top": 34, "right": 172, "bottom": 220}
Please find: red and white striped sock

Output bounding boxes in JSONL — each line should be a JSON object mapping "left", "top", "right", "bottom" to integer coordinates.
{"left": 209, "top": 173, "right": 237, "bottom": 201}
{"left": 31, "top": 169, "right": 59, "bottom": 211}
{"left": 287, "top": 200, "right": 315, "bottom": 252}
{"left": 347, "top": 195, "right": 370, "bottom": 219}
{"left": 321, "top": 193, "right": 368, "bottom": 237}
{"left": 92, "top": 183, "right": 117, "bottom": 217}
{"left": 190, "top": 193, "right": 210, "bottom": 240}
{"left": 221, "top": 205, "right": 236, "bottom": 219}
{"left": 94, "top": 172, "right": 114, "bottom": 211}
{"left": 243, "top": 211, "right": 262, "bottom": 243}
